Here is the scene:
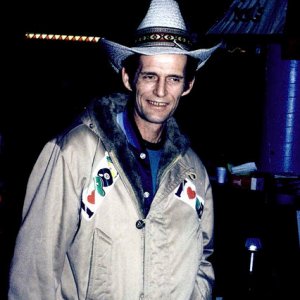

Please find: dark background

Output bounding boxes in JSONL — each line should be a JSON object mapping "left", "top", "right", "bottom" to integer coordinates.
{"left": 3, "top": 0, "right": 267, "bottom": 173}
{"left": 1, "top": 0, "right": 299, "bottom": 299}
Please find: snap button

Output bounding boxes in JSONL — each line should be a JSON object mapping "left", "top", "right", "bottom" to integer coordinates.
{"left": 136, "top": 219, "right": 145, "bottom": 229}
{"left": 140, "top": 152, "right": 146, "bottom": 159}
{"left": 143, "top": 191, "right": 150, "bottom": 198}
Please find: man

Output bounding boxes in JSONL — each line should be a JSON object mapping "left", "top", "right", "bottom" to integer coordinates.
{"left": 8, "top": 0, "right": 221, "bottom": 299}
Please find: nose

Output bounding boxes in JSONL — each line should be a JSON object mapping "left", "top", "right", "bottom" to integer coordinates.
{"left": 154, "top": 78, "right": 167, "bottom": 97}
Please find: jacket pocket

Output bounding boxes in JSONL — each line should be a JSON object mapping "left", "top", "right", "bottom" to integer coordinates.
{"left": 86, "top": 228, "right": 112, "bottom": 300}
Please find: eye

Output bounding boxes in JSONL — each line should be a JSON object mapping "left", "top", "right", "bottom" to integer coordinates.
{"left": 140, "top": 74, "right": 157, "bottom": 82}
{"left": 167, "top": 76, "right": 184, "bottom": 84}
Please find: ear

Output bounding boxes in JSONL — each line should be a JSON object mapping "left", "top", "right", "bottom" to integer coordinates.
{"left": 121, "top": 68, "right": 133, "bottom": 91}
{"left": 181, "top": 77, "right": 195, "bottom": 96}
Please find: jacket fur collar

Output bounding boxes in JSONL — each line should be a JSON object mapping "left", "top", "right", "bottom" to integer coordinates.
{"left": 83, "top": 93, "right": 190, "bottom": 210}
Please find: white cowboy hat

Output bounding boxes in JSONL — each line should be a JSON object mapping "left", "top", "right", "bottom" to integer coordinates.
{"left": 100, "top": 0, "right": 222, "bottom": 72}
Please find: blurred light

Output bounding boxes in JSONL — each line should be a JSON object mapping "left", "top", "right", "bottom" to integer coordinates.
{"left": 25, "top": 32, "right": 101, "bottom": 43}
{"left": 245, "top": 237, "right": 262, "bottom": 273}
{"left": 245, "top": 237, "right": 262, "bottom": 251}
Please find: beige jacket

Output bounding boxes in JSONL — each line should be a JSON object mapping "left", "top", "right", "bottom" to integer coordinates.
{"left": 9, "top": 93, "right": 214, "bottom": 299}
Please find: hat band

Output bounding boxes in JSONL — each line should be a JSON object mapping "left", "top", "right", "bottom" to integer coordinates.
{"left": 134, "top": 27, "right": 193, "bottom": 50}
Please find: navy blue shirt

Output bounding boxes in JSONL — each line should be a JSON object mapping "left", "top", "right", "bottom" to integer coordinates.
{"left": 117, "top": 106, "right": 163, "bottom": 216}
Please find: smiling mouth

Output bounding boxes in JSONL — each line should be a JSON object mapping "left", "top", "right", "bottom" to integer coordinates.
{"left": 148, "top": 100, "right": 167, "bottom": 107}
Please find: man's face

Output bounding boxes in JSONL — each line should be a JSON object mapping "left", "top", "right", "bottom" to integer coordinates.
{"left": 122, "top": 54, "right": 194, "bottom": 126}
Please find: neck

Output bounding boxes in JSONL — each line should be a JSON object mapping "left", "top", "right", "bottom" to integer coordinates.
{"left": 134, "top": 116, "right": 164, "bottom": 144}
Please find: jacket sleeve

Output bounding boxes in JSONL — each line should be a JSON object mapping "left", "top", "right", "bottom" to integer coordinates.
{"left": 192, "top": 169, "right": 215, "bottom": 300}
{"left": 8, "top": 139, "right": 81, "bottom": 299}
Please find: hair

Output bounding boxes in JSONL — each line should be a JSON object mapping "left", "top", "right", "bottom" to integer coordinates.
{"left": 122, "top": 54, "right": 198, "bottom": 91}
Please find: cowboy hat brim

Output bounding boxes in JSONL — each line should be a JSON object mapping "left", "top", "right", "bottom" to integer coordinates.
{"left": 100, "top": 38, "right": 222, "bottom": 73}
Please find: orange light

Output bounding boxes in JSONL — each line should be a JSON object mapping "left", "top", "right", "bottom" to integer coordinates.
{"left": 25, "top": 32, "right": 101, "bottom": 43}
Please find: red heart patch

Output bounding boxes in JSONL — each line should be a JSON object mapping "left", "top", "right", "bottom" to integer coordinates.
{"left": 187, "top": 187, "right": 196, "bottom": 199}
{"left": 87, "top": 190, "right": 95, "bottom": 204}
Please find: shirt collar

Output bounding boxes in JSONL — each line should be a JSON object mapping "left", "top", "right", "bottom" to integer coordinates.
{"left": 117, "top": 104, "right": 165, "bottom": 151}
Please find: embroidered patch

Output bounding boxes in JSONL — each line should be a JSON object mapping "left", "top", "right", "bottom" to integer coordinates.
{"left": 81, "top": 152, "right": 119, "bottom": 220}
{"left": 174, "top": 179, "right": 205, "bottom": 218}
